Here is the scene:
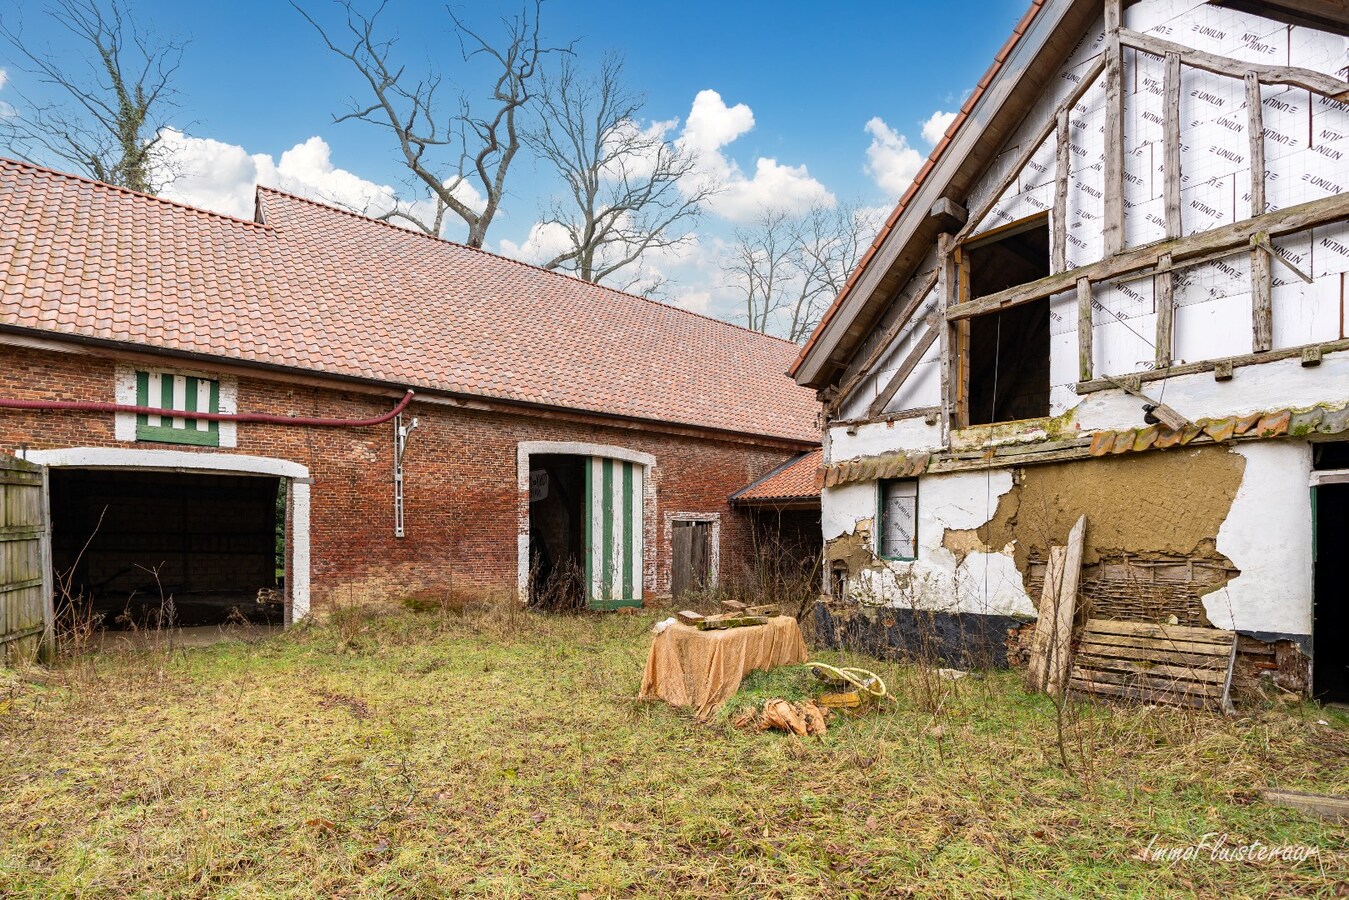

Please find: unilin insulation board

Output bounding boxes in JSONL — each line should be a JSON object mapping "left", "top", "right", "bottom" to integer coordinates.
{"left": 959, "top": 0, "right": 1347, "bottom": 379}
{"left": 841, "top": 286, "right": 941, "bottom": 420}
{"left": 869, "top": 0, "right": 1349, "bottom": 421}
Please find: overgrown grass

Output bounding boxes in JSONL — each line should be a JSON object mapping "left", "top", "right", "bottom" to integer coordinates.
{"left": 0, "top": 604, "right": 1345, "bottom": 898}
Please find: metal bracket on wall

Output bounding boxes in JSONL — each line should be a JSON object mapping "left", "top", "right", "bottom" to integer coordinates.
{"left": 393, "top": 412, "right": 418, "bottom": 538}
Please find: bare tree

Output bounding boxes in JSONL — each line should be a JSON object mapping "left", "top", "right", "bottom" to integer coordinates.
{"left": 728, "top": 207, "right": 795, "bottom": 335}
{"left": 0, "top": 0, "right": 186, "bottom": 194}
{"left": 293, "top": 0, "right": 568, "bottom": 248}
{"left": 525, "top": 54, "right": 711, "bottom": 287}
{"left": 729, "top": 202, "right": 880, "bottom": 342}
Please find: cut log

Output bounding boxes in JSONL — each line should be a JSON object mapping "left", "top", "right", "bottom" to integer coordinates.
{"left": 800, "top": 701, "right": 828, "bottom": 736}
{"left": 761, "top": 699, "right": 808, "bottom": 736}
{"left": 1259, "top": 788, "right": 1349, "bottom": 822}
{"left": 676, "top": 610, "right": 705, "bottom": 626}
{"left": 695, "top": 616, "right": 769, "bottom": 631}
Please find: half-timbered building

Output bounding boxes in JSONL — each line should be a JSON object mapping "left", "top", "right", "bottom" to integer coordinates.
{"left": 792, "top": 0, "right": 1349, "bottom": 699}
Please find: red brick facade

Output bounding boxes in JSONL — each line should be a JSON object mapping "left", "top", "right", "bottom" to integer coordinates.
{"left": 0, "top": 341, "right": 810, "bottom": 611}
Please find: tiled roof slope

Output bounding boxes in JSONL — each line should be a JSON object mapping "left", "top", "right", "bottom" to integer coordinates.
{"left": 730, "top": 448, "right": 823, "bottom": 503}
{"left": 0, "top": 158, "right": 819, "bottom": 443}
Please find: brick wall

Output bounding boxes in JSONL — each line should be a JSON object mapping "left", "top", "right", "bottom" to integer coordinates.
{"left": 0, "top": 343, "right": 810, "bottom": 611}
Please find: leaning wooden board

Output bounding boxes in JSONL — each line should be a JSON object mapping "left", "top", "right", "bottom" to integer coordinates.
{"left": 1069, "top": 618, "right": 1238, "bottom": 715}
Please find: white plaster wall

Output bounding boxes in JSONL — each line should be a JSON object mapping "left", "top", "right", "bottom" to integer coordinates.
{"left": 827, "top": 419, "right": 944, "bottom": 463}
{"left": 1075, "top": 350, "right": 1349, "bottom": 433}
{"left": 826, "top": 469, "right": 1035, "bottom": 618}
{"left": 822, "top": 481, "right": 877, "bottom": 541}
{"left": 1203, "top": 441, "right": 1313, "bottom": 636}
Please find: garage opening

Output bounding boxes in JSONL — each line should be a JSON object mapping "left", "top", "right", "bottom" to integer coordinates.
{"left": 49, "top": 469, "right": 286, "bottom": 631}
{"left": 964, "top": 215, "right": 1051, "bottom": 425}
{"left": 527, "top": 454, "right": 587, "bottom": 609}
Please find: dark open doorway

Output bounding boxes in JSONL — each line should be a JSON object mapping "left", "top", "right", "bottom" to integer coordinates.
{"left": 49, "top": 469, "right": 285, "bottom": 630}
{"left": 964, "top": 216, "right": 1052, "bottom": 425}
{"left": 1314, "top": 482, "right": 1349, "bottom": 702}
{"left": 527, "top": 454, "right": 586, "bottom": 608}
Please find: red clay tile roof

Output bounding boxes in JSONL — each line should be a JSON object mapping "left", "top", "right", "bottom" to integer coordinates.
{"left": 790, "top": 0, "right": 1048, "bottom": 379}
{"left": 0, "top": 158, "right": 818, "bottom": 442}
{"left": 730, "top": 448, "right": 823, "bottom": 503}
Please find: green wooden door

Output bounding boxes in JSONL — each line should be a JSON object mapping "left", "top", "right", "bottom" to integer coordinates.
{"left": 584, "top": 458, "right": 643, "bottom": 609}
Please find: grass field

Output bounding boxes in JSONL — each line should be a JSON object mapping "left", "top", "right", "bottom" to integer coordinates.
{"left": 1, "top": 603, "right": 1346, "bottom": 898}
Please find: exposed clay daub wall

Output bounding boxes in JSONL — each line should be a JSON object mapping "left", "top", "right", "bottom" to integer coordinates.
{"left": 943, "top": 446, "right": 1247, "bottom": 574}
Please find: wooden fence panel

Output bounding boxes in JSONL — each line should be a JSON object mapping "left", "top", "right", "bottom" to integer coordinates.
{"left": 0, "top": 455, "right": 51, "bottom": 665}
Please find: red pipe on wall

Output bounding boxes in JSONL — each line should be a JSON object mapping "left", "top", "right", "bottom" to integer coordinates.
{"left": 0, "top": 389, "right": 415, "bottom": 427}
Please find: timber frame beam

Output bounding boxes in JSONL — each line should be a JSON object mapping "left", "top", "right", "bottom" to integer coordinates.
{"left": 825, "top": 268, "right": 940, "bottom": 417}
{"left": 827, "top": 2, "right": 1349, "bottom": 426}
{"left": 1119, "top": 27, "right": 1349, "bottom": 101}
{"left": 866, "top": 322, "right": 940, "bottom": 419}
{"left": 956, "top": 55, "right": 1107, "bottom": 247}
{"left": 1075, "top": 337, "right": 1349, "bottom": 394}
{"left": 947, "top": 191, "right": 1349, "bottom": 322}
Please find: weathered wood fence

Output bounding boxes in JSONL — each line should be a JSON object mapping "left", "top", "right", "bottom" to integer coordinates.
{"left": 0, "top": 455, "right": 52, "bottom": 665}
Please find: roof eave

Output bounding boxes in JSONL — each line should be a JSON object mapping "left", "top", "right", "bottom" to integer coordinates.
{"left": 792, "top": 0, "right": 1097, "bottom": 390}
{"left": 0, "top": 323, "right": 818, "bottom": 447}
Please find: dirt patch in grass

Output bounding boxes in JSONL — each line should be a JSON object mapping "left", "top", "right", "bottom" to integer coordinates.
{"left": 0, "top": 603, "right": 1345, "bottom": 897}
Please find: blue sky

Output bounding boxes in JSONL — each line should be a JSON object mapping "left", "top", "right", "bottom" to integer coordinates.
{"left": 0, "top": 0, "right": 1029, "bottom": 326}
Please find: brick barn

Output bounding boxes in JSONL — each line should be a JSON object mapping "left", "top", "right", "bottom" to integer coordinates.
{"left": 0, "top": 158, "right": 818, "bottom": 633}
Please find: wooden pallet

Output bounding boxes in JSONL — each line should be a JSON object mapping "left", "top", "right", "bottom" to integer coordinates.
{"left": 1069, "top": 618, "right": 1238, "bottom": 714}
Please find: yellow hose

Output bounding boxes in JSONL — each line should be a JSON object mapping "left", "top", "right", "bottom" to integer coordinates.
{"left": 809, "top": 662, "right": 890, "bottom": 701}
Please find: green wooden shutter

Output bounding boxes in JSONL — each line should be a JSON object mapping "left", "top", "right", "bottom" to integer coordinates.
{"left": 134, "top": 371, "right": 221, "bottom": 446}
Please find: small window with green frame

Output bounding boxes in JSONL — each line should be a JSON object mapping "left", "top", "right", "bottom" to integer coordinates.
{"left": 134, "top": 370, "right": 221, "bottom": 446}
{"left": 878, "top": 478, "right": 918, "bottom": 560}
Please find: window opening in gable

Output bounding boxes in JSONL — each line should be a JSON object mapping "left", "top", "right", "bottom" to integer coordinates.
{"left": 134, "top": 370, "right": 221, "bottom": 447}
{"left": 963, "top": 215, "right": 1051, "bottom": 426}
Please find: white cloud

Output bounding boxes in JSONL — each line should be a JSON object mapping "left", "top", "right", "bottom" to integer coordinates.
{"left": 675, "top": 89, "right": 833, "bottom": 222}
{"left": 157, "top": 128, "right": 484, "bottom": 229}
{"left": 496, "top": 220, "right": 572, "bottom": 267}
{"left": 157, "top": 129, "right": 263, "bottom": 218}
{"left": 264, "top": 136, "right": 397, "bottom": 213}
{"left": 921, "top": 110, "right": 958, "bottom": 145}
{"left": 714, "top": 157, "right": 835, "bottom": 222}
{"left": 680, "top": 89, "right": 755, "bottom": 156}
{"left": 673, "top": 290, "right": 711, "bottom": 315}
{"left": 0, "top": 68, "right": 13, "bottom": 118}
{"left": 863, "top": 117, "right": 923, "bottom": 199}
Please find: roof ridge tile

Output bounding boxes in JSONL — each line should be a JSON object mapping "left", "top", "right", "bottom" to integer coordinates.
{"left": 0, "top": 156, "right": 274, "bottom": 230}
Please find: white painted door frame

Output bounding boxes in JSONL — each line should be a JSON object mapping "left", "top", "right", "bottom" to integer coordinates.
{"left": 21, "top": 447, "right": 312, "bottom": 621}
{"left": 516, "top": 441, "right": 656, "bottom": 603}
